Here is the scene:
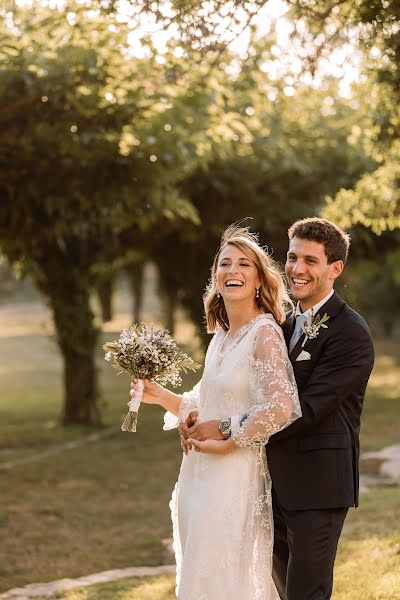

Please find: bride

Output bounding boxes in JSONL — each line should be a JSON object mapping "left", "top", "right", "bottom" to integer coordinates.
{"left": 130, "top": 224, "right": 301, "bottom": 599}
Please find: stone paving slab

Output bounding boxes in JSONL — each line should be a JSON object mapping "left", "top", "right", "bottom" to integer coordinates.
{"left": 0, "top": 565, "right": 176, "bottom": 600}
{"left": 360, "top": 444, "right": 400, "bottom": 485}
{"left": 0, "top": 428, "right": 119, "bottom": 471}
{"left": 363, "top": 444, "right": 400, "bottom": 462}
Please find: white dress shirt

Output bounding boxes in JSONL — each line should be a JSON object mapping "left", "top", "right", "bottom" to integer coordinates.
{"left": 294, "top": 288, "right": 334, "bottom": 319}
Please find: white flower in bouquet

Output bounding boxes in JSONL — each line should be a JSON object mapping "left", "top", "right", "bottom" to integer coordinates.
{"left": 103, "top": 323, "right": 201, "bottom": 432}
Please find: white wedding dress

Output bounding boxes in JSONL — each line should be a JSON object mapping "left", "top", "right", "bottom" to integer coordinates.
{"left": 164, "top": 314, "right": 300, "bottom": 600}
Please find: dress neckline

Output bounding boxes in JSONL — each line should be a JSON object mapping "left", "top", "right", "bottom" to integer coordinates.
{"left": 219, "top": 313, "right": 271, "bottom": 359}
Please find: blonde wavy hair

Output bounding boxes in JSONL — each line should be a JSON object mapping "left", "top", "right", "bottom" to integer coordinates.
{"left": 204, "top": 224, "right": 293, "bottom": 333}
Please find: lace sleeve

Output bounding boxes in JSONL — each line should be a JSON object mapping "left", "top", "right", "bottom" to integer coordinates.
{"left": 231, "top": 323, "right": 300, "bottom": 447}
{"left": 179, "top": 380, "right": 202, "bottom": 422}
{"left": 163, "top": 380, "right": 202, "bottom": 430}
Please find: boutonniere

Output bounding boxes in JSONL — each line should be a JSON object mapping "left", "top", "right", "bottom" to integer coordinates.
{"left": 301, "top": 312, "right": 330, "bottom": 347}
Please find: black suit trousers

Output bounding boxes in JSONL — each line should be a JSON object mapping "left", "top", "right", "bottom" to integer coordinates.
{"left": 272, "top": 490, "right": 348, "bottom": 600}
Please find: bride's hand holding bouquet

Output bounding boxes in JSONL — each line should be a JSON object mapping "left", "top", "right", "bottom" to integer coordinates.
{"left": 103, "top": 323, "right": 200, "bottom": 432}
{"left": 129, "top": 377, "right": 166, "bottom": 405}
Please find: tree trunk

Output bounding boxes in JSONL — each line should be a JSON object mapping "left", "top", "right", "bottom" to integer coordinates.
{"left": 128, "top": 262, "right": 144, "bottom": 323}
{"left": 97, "top": 273, "right": 114, "bottom": 323}
{"left": 36, "top": 248, "right": 102, "bottom": 426}
{"left": 158, "top": 283, "right": 176, "bottom": 335}
{"left": 382, "top": 317, "right": 394, "bottom": 338}
{"left": 164, "top": 290, "right": 176, "bottom": 335}
{"left": 52, "top": 286, "right": 101, "bottom": 426}
{"left": 61, "top": 341, "right": 100, "bottom": 425}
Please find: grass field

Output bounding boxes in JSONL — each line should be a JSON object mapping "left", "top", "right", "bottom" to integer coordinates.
{"left": 0, "top": 298, "right": 399, "bottom": 598}
{"left": 48, "top": 487, "right": 400, "bottom": 600}
{"left": 360, "top": 339, "right": 400, "bottom": 451}
{"left": 0, "top": 320, "right": 198, "bottom": 593}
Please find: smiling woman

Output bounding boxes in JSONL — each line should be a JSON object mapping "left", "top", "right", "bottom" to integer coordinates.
{"left": 128, "top": 223, "right": 300, "bottom": 599}
{"left": 203, "top": 223, "right": 293, "bottom": 334}
{"left": 217, "top": 244, "right": 260, "bottom": 310}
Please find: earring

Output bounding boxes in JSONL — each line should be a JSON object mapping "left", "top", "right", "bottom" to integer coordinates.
{"left": 256, "top": 288, "right": 260, "bottom": 299}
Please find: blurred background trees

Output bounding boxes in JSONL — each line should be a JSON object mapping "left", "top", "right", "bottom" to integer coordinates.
{"left": 0, "top": 0, "right": 398, "bottom": 425}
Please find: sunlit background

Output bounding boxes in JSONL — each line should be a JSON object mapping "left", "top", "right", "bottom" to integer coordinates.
{"left": 0, "top": 0, "right": 399, "bottom": 598}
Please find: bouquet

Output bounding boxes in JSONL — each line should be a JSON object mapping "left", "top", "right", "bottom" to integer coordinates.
{"left": 103, "top": 323, "right": 201, "bottom": 432}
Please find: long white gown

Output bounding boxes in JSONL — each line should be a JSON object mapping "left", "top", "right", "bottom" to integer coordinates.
{"left": 164, "top": 314, "right": 301, "bottom": 600}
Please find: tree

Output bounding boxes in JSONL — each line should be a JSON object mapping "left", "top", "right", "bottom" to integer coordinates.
{"left": 287, "top": 1, "right": 400, "bottom": 90}
{"left": 323, "top": 151, "right": 400, "bottom": 235}
{"left": 320, "top": 75, "right": 400, "bottom": 333}
{"left": 150, "top": 37, "right": 372, "bottom": 341}
{"left": 334, "top": 227, "right": 400, "bottom": 336}
{"left": 321, "top": 72, "right": 400, "bottom": 233}
{"left": 287, "top": 0, "right": 400, "bottom": 235}
{"left": 0, "top": 2, "right": 199, "bottom": 425}
{"left": 283, "top": 3, "right": 399, "bottom": 331}
{"left": 102, "top": 0, "right": 270, "bottom": 54}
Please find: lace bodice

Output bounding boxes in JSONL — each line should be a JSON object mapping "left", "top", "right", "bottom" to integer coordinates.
{"left": 165, "top": 313, "right": 300, "bottom": 445}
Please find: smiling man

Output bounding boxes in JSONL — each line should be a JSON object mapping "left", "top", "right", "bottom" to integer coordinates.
{"left": 266, "top": 217, "right": 375, "bottom": 600}
{"left": 285, "top": 234, "right": 343, "bottom": 313}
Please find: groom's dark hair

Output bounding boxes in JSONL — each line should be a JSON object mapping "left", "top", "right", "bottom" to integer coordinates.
{"left": 288, "top": 217, "right": 350, "bottom": 264}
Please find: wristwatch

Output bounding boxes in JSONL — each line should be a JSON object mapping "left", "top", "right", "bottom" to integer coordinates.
{"left": 218, "top": 418, "right": 232, "bottom": 440}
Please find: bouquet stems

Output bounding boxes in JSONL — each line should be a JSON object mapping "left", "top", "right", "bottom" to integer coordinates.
{"left": 121, "top": 379, "right": 144, "bottom": 433}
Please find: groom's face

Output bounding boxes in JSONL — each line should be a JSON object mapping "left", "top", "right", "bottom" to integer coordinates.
{"left": 285, "top": 237, "right": 343, "bottom": 311}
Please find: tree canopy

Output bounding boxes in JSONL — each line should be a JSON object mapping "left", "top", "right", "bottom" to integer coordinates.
{"left": 0, "top": 0, "right": 398, "bottom": 424}
{"left": 0, "top": 2, "right": 203, "bottom": 423}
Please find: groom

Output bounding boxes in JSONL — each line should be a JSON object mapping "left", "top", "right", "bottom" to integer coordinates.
{"left": 181, "top": 217, "right": 374, "bottom": 600}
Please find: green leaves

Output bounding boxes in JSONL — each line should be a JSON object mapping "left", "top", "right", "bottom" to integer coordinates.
{"left": 323, "top": 157, "right": 400, "bottom": 235}
{"left": 0, "top": 2, "right": 203, "bottom": 260}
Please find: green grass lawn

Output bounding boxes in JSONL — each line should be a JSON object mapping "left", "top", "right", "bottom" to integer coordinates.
{"left": 0, "top": 327, "right": 199, "bottom": 593}
{"left": 333, "top": 487, "right": 400, "bottom": 600}
{"left": 360, "top": 339, "right": 400, "bottom": 451}
{"left": 49, "top": 487, "right": 400, "bottom": 600}
{"left": 0, "top": 325, "right": 398, "bottom": 596}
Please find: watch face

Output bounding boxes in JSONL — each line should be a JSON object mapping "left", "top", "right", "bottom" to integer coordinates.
{"left": 219, "top": 420, "right": 230, "bottom": 435}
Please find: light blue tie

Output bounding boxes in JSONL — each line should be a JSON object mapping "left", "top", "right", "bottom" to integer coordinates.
{"left": 289, "top": 314, "right": 307, "bottom": 352}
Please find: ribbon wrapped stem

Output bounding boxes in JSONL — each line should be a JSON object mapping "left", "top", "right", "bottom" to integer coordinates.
{"left": 121, "top": 379, "right": 144, "bottom": 433}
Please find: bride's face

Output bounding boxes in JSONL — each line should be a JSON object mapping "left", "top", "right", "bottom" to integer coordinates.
{"left": 216, "top": 244, "right": 261, "bottom": 305}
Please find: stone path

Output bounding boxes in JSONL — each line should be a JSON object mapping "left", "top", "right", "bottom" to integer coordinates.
{"left": 0, "top": 428, "right": 119, "bottom": 471}
{"left": 0, "top": 566, "right": 176, "bottom": 600}
{"left": 359, "top": 443, "right": 400, "bottom": 492}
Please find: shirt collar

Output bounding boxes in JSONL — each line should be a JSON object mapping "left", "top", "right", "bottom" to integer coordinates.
{"left": 294, "top": 289, "right": 334, "bottom": 318}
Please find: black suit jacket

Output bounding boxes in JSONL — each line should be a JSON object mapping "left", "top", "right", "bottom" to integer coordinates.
{"left": 266, "top": 291, "right": 374, "bottom": 510}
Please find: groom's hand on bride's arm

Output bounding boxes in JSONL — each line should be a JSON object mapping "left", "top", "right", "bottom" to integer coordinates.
{"left": 178, "top": 411, "right": 198, "bottom": 454}
{"left": 187, "top": 437, "right": 236, "bottom": 455}
{"left": 187, "top": 420, "right": 224, "bottom": 441}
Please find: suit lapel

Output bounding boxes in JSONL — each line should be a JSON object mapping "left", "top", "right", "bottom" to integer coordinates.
{"left": 288, "top": 291, "right": 345, "bottom": 362}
